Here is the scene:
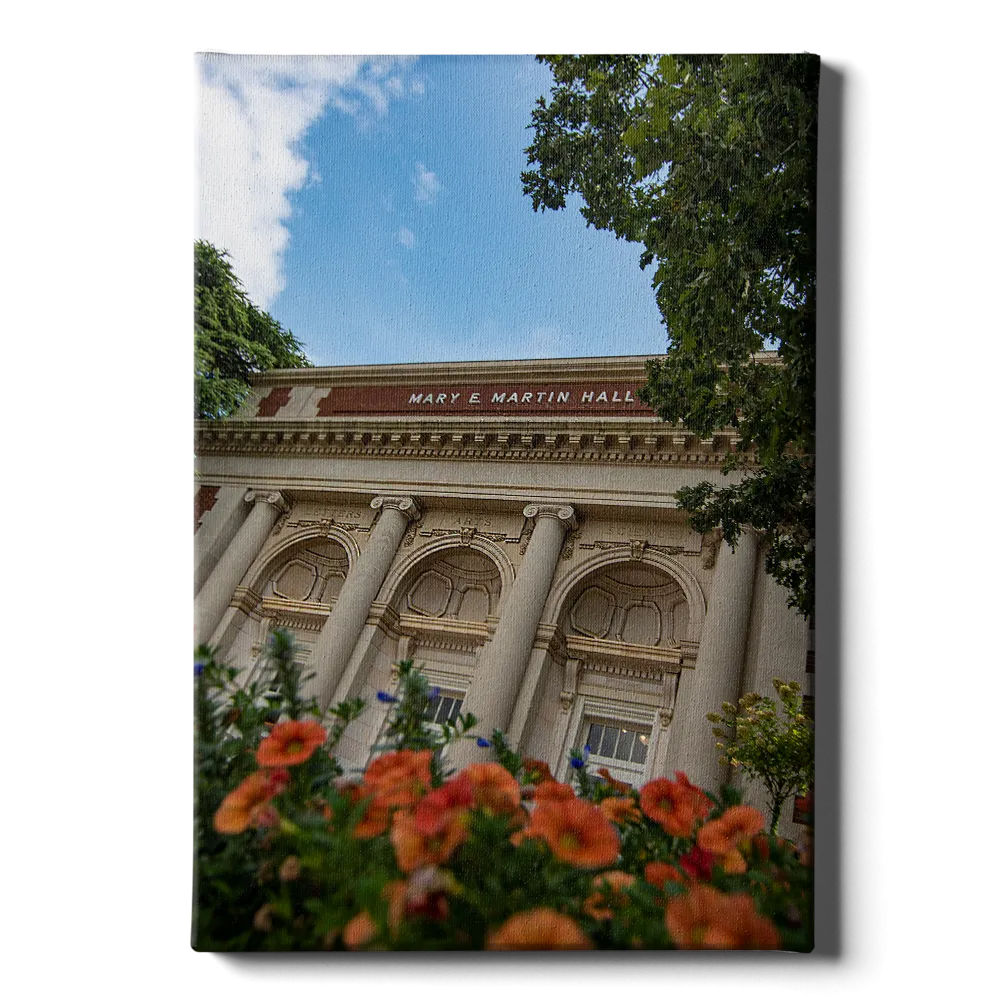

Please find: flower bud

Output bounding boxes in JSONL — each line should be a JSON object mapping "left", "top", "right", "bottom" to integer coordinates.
{"left": 253, "top": 903, "right": 273, "bottom": 933}
{"left": 279, "top": 855, "right": 301, "bottom": 882}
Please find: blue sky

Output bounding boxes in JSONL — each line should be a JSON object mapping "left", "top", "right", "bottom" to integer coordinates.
{"left": 198, "top": 55, "right": 666, "bottom": 367}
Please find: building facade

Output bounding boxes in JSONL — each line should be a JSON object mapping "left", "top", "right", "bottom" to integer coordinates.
{"left": 194, "top": 355, "right": 811, "bottom": 831}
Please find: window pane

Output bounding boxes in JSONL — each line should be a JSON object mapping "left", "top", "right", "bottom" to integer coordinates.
{"left": 447, "top": 697, "right": 462, "bottom": 724}
{"left": 617, "top": 729, "right": 635, "bottom": 761}
{"left": 632, "top": 732, "right": 648, "bottom": 764}
{"left": 600, "top": 726, "right": 618, "bottom": 757}
{"left": 588, "top": 723, "right": 603, "bottom": 749}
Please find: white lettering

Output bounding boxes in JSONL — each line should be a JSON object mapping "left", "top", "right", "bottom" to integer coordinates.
{"left": 469, "top": 392, "right": 481, "bottom": 404}
{"left": 581, "top": 391, "right": 594, "bottom": 403}
{"left": 450, "top": 393, "right": 460, "bottom": 404}
{"left": 423, "top": 395, "right": 434, "bottom": 404}
{"left": 612, "top": 391, "right": 621, "bottom": 402}
{"left": 409, "top": 393, "right": 423, "bottom": 404}
{"left": 625, "top": 390, "right": 634, "bottom": 403}
{"left": 557, "top": 391, "right": 570, "bottom": 403}
{"left": 492, "top": 392, "right": 506, "bottom": 404}
{"left": 596, "top": 391, "right": 609, "bottom": 403}
{"left": 436, "top": 394, "right": 447, "bottom": 404}
{"left": 507, "top": 392, "right": 520, "bottom": 403}
{"left": 522, "top": 393, "right": 533, "bottom": 403}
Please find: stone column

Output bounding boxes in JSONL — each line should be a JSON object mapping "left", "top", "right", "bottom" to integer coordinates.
{"left": 452, "top": 503, "right": 576, "bottom": 766}
{"left": 303, "top": 495, "right": 421, "bottom": 712}
{"left": 666, "top": 530, "right": 758, "bottom": 791}
{"left": 194, "top": 490, "right": 289, "bottom": 645}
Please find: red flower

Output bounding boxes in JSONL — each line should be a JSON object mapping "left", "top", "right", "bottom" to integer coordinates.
{"left": 644, "top": 861, "right": 683, "bottom": 890}
{"left": 639, "top": 773, "right": 710, "bottom": 838}
{"left": 213, "top": 770, "right": 287, "bottom": 834}
{"left": 697, "top": 805, "right": 765, "bottom": 875}
{"left": 487, "top": 908, "right": 593, "bottom": 950}
{"left": 679, "top": 844, "right": 715, "bottom": 881}
{"left": 256, "top": 720, "right": 327, "bottom": 767}
{"left": 520, "top": 798, "right": 620, "bottom": 868}
{"left": 462, "top": 763, "right": 523, "bottom": 817}
{"left": 666, "top": 885, "right": 779, "bottom": 950}
{"left": 363, "top": 750, "right": 433, "bottom": 809}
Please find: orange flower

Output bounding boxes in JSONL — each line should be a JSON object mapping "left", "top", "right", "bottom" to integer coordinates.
{"left": 363, "top": 750, "right": 433, "bottom": 809}
{"left": 462, "top": 763, "right": 523, "bottom": 816}
{"left": 342, "top": 882, "right": 407, "bottom": 950}
{"left": 533, "top": 781, "right": 576, "bottom": 804}
{"left": 599, "top": 796, "right": 642, "bottom": 826}
{"left": 256, "top": 719, "right": 327, "bottom": 767}
{"left": 697, "top": 805, "right": 765, "bottom": 875}
{"left": 596, "top": 767, "right": 633, "bottom": 794}
{"left": 666, "top": 885, "right": 780, "bottom": 950}
{"left": 411, "top": 774, "right": 473, "bottom": 837}
{"left": 644, "top": 860, "right": 683, "bottom": 889}
{"left": 639, "top": 773, "right": 710, "bottom": 838}
{"left": 521, "top": 798, "right": 620, "bottom": 868}
{"left": 582, "top": 871, "right": 636, "bottom": 920}
{"left": 487, "top": 908, "right": 593, "bottom": 950}
{"left": 674, "top": 771, "right": 712, "bottom": 820}
{"left": 521, "top": 757, "right": 555, "bottom": 785}
{"left": 391, "top": 806, "right": 469, "bottom": 872}
{"left": 213, "top": 770, "right": 287, "bottom": 834}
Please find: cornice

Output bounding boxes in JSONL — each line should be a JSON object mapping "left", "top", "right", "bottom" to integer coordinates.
{"left": 248, "top": 351, "right": 781, "bottom": 389}
{"left": 195, "top": 417, "right": 747, "bottom": 466}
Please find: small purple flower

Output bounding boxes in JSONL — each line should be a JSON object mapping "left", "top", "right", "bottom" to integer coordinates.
{"left": 584, "top": 744, "right": 592, "bottom": 756}
{"left": 570, "top": 756, "right": 584, "bottom": 769}
{"left": 476, "top": 737, "right": 491, "bottom": 748}
{"left": 194, "top": 662, "right": 205, "bottom": 676}
{"left": 428, "top": 686, "right": 441, "bottom": 700}
{"left": 376, "top": 691, "right": 398, "bottom": 703}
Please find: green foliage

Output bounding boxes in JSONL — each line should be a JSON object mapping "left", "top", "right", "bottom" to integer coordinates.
{"left": 375, "top": 660, "right": 477, "bottom": 785}
{"left": 194, "top": 240, "right": 312, "bottom": 419}
{"left": 523, "top": 55, "right": 818, "bottom": 616}
{"left": 707, "top": 678, "right": 814, "bottom": 834}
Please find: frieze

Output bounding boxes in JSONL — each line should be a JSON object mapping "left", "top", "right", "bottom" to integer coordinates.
{"left": 283, "top": 517, "right": 371, "bottom": 534}
{"left": 578, "top": 539, "right": 686, "bottom": 558}
{"left": 413, "top": 526, "right": 510, "bottom": 547}
{"left": 195, "top": 421, "right": 744, "bottom": 466}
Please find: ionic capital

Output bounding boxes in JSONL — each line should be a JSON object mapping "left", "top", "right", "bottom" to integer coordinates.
{"left": 523, "top": 503, "right": 578, "bottom": 532}
{"left": 370, "top": 495, "right": 422, "bottom": 522}
{"left": 244, "top": 489, "right": 290, "bottom": 514}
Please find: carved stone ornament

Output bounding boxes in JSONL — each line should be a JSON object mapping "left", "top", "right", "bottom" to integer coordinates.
{"left": 658, "top": 706, "right": 674, "bottom": 727}
{"left": 244, "top": 489, "right": 291, "bottom": 515}
{"left": 559, "top": 690, "right": 575, "bottom": 712}
{"left": 370, "top": 495, "right": 422, "bottom": 522}
{"left": 629, "top": 538, "right": 648, "bottom": 562}
{"left": 522, "top": 503, "right": 578, "bottom": 531}
{"left": 701, "top": 530, "right": 721, "bottom": 569}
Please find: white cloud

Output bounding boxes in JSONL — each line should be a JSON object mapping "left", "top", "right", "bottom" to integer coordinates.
{"left": 398, "top": 226, "right": 416, "bottom": 248}
{"left": 197, "top": 54, "right": 414, "bottom": 308}
{"left": 412, "top": 162, "right": 442, "bottom": 203}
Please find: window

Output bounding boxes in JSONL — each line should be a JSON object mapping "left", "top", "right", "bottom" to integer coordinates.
{"left": 425, "top": 691, "right": 464, "bottom": 727}
{"left": 582, "top": 719, "right": 651, "bottom": 785}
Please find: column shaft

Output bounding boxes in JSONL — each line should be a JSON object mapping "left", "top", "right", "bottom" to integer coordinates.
{"left": 666, "top": 531, "right": 758, "bottom": 791}
{"left": 303, "top": 496, "right": 420, "bottom": 711}
{"left": 194, "top": 490, "right": 288, "bottom": 645}
{"left": 453, "top": 504, "right": 575, "bottom": 764}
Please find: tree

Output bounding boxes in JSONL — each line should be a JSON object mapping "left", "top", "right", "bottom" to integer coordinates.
{"left": 707, "top": 679, "right": 814, "bottom": 835}
{"left": 523, "top": 55, "right": 818, "bottom": 616}
{"left": 195, "top": 240, "right": 312, "bottom": 419}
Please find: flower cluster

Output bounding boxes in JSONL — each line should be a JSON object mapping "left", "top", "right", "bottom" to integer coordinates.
{"left": 195, "top": 641, "right": 813, "bottom": 952}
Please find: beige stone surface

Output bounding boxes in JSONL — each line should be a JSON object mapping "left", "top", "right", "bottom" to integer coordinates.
{"left": 195, "top": 355, "right": 809, "bottom": 818}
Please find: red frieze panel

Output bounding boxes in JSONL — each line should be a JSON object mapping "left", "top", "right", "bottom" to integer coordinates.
{"left": 316, "top": 382, "right": 653, "bottom": 417}
{"left": 194, "top": 486, "right": 220, "bottom": 533}
{"left": 256, "top": 386, "right": 293, "bottom": 417}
